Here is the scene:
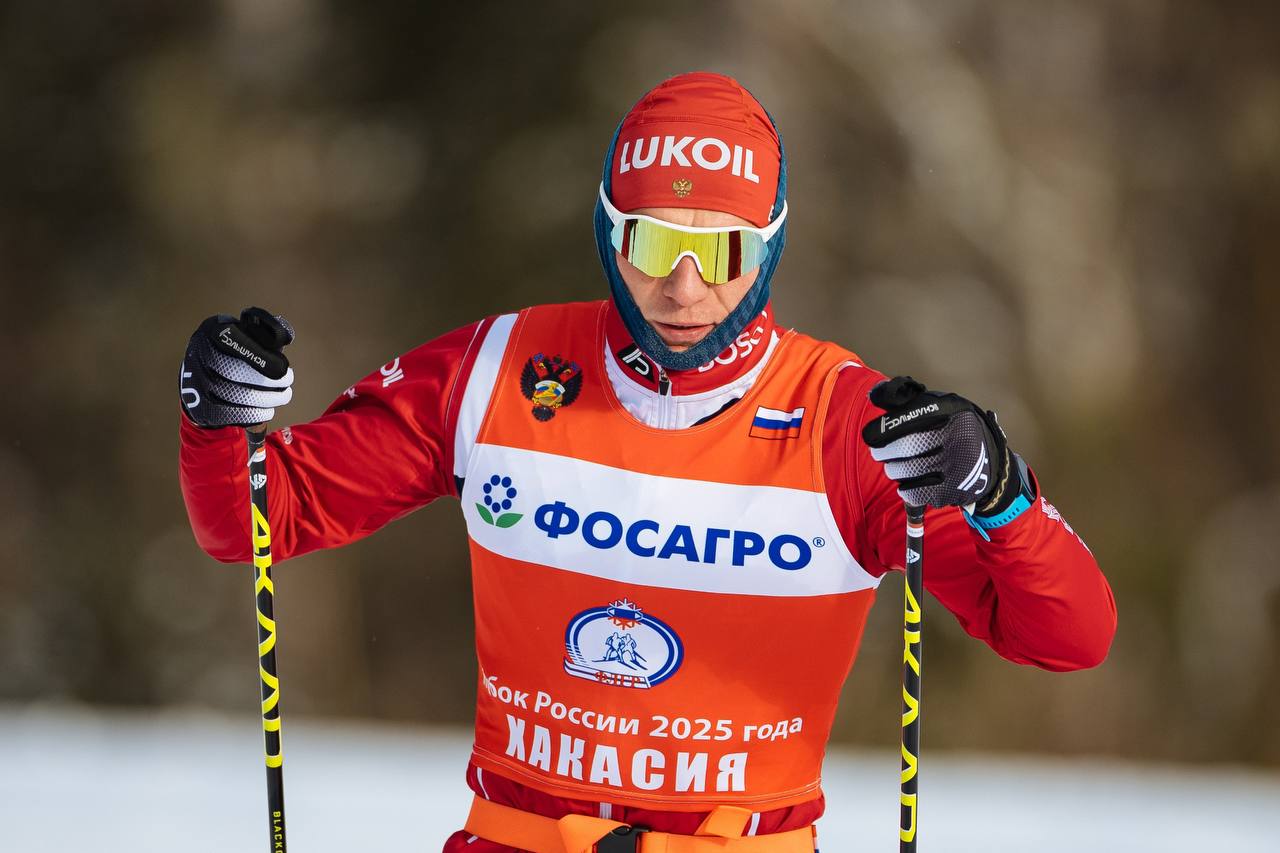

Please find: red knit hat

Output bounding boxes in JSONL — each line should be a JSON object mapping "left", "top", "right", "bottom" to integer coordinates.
{"left": 609, "top": 72, "right": 781, "bottom": 228}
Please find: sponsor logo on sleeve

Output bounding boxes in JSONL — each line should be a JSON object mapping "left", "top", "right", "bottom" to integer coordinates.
{"left": 1040, "top": 497, "right": 1093, "bottom": 554}
{"left": 380, "top": 357, "right": 405, "bottom": 388}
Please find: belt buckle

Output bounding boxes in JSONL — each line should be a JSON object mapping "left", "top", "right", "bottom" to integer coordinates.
{"left": 595, "top": 824, "right": 649, "bottom": 853}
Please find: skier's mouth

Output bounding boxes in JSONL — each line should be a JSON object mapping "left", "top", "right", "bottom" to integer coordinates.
{"left": 652, "top": 321, "right": 715, "bottom": 347}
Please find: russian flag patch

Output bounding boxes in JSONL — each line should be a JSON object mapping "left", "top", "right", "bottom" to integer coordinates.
{"left": 749, "top": 405, "right": 805, "bottom": 440}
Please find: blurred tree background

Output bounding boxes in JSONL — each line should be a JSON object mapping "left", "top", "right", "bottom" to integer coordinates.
{"left": 2, "top": 0, "right": 1277, "bottom": 767}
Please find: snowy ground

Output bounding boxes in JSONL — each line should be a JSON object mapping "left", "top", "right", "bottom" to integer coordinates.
{"left": 1, "top": 706, "right": 1274, "bottom": 852}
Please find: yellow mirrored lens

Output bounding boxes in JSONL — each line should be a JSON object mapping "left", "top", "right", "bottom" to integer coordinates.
{"left": 613, "top": 220, "right": 767, "bottom": 285}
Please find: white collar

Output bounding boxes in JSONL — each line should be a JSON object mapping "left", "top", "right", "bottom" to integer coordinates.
{"left": 603, "top": 331, "right": 781, "bottom": 430}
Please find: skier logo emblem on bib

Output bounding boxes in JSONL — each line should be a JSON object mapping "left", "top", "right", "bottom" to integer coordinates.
{"left": 563, "top": 598, "right": 684, "bottom": 689}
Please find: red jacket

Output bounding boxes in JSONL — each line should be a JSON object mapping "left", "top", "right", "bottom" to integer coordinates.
{"left": 179, "top": 304, "right": 1116, "bottom": 841}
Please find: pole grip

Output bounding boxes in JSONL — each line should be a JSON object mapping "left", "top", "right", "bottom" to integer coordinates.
{"left": 247, "top": 429, "right": 288, "bottom": 853}
{"left": 900, "top": 504, "right": 925, "bottom": 852}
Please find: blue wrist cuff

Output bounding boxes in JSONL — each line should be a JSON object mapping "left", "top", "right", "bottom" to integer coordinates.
{"left": 962, "top": 509, "right": 992, "bottom": 541}
{"left": 971, "top": 492, "right": 1033, "bottom": 530}
{"left": 965, "top": 452, "right": 1036, "bottom": 539}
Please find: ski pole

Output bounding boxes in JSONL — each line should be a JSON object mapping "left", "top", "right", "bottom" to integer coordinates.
{"left": 899, "top": 504, "right": 924, "bottom": 852}
{"left": 247, "top": 429, "right": 288, "bottom": 852}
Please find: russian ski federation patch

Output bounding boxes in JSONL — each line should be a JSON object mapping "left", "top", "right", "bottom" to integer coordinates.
{"left": 749, "top": 405, "right": 805, "bottom": 440}
{"left": 563, "top": 598, "right": 684, "bottom": 689}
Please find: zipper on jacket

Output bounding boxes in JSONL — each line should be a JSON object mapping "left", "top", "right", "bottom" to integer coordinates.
{"left": 656, "top": 366, "right": 673, "bottom": 429}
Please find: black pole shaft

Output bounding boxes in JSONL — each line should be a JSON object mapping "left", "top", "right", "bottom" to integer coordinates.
{"left": 900, "top": 504, "right": 925, "bottom": 852}
{"left": 246, "top": 430, "right": 287, "bottom": 853}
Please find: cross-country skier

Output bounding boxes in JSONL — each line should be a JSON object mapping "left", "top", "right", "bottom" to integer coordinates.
{"left": 179, "top": 72, "right": 1116, "bottom": 851}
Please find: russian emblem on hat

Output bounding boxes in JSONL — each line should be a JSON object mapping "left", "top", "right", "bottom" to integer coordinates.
{"left": 520, "top": 353, "right": 583, "bottom": 421}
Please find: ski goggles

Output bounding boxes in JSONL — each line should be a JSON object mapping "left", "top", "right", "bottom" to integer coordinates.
{"left": 599, "top": 184, "right": 787, "bottom": 285}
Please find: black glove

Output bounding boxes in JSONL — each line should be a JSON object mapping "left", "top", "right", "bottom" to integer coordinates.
{"left": 861, "top": 376, "right": 1019, "bottom": 514}
{"left": 179, "top": 307, "right": 295, "bottom": 428}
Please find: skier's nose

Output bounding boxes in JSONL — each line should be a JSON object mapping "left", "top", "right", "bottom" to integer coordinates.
{"left": 663, "top": 256, "right": 709, "bottom": 307}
